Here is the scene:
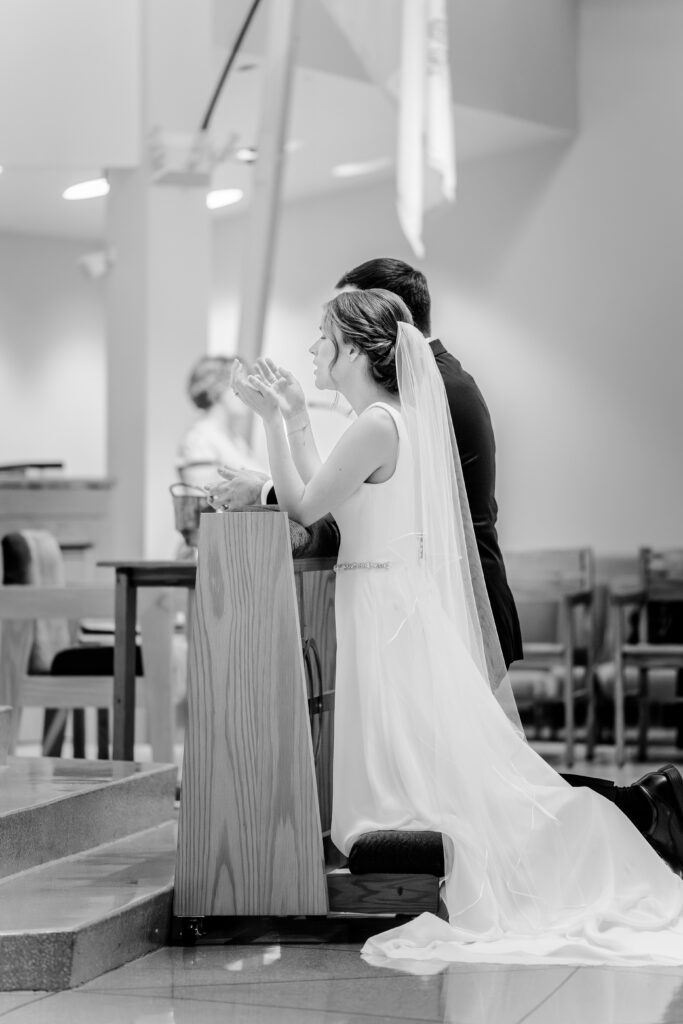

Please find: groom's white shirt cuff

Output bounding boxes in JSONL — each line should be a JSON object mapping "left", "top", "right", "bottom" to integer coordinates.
{"left": 261, "top": 479, "right": 273, "bottom": 505}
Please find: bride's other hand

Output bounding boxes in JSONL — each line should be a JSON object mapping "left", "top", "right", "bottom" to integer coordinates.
{"left": 253, "top": 358, "right": 307, "bottom": 422}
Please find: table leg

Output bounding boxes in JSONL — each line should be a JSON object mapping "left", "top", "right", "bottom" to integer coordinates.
{"left": 113, "top": 571, "right": 138, "bottom": 760}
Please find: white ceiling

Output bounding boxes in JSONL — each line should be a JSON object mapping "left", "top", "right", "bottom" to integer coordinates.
{"left": 0, "top": 1, "right": 568, "bottom": 242}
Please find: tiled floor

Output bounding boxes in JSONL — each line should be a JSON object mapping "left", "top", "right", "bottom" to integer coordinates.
{"left": 3, "top": 942, "right": 683, "bottom": 1024}
{"left": 3, "top": 743, "right": 683, "bottom": 1023}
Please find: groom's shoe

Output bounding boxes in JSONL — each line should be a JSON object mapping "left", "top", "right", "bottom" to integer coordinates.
{"left": 635, "top": 764, "right": 683, "bottom": 874}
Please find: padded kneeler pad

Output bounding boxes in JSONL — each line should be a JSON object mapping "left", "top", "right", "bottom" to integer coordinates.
{"left": 348, "top": 830, "right": 444, "bottom": 876}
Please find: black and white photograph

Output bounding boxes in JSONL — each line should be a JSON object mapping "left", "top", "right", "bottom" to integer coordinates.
{"left": 0, "top": 1, "right": 682, "bottom": 1021}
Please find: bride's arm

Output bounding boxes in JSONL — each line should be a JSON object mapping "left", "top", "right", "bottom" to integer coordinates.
{"left": 283, "top": 411, "right": 322, "bottom": 484}
{"left": 263, "top": 408, "right": 396, "bottom": 526}
{"left": 250, "top": 360, "right": 322, "bottom": 484}
{"left": 234, "top": 373, "right": 396, "bottom": 526}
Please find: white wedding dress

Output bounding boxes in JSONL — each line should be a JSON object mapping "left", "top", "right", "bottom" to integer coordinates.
{"left": 330, "top": 400, "right": 683, "bottom": 966}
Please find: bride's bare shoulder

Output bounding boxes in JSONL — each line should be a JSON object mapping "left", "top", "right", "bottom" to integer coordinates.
{"left": 347, "top": 404, "right": 399, "bottom": 460}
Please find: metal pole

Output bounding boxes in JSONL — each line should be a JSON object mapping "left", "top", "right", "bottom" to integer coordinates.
{"left": 237, "top": 0, "right": 300, "bottom": 440}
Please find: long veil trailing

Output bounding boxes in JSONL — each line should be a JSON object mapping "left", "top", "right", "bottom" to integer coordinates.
{"left": 395, "top": 322, "right": 521, "bottom": 729}
{"left": 359, "top": 322, "right": 683, "bottom": 967}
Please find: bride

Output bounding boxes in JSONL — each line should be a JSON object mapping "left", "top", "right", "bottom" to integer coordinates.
{"left": 233, "top": 287, "right": 683, "bottom": 966}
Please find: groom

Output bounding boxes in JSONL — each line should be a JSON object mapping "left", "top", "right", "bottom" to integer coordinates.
{"left": 208, "top": 257, "right": 683, "bottom": 875}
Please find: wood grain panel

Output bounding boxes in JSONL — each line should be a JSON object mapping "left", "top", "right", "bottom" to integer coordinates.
{"left": 296, "top": 567, "right": 336, "bottom": 834}
{"left": 175, "top": 510, "right": 327, "bottom": 917}
{"left": 326, "top": 870, "right": 440, "bottom": 915}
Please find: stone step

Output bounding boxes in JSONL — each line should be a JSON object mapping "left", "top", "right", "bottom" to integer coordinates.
{"left": 0, "top": 756, "right": 176, "bottom": 878}
{"left": 0, "top": 707, "right": 10, "bottom": 765}
{"left": 0, "top": 820, "right": 176, "bottom": 991}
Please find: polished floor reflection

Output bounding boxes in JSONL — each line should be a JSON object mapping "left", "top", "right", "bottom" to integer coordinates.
{"left": 2, "top": 942, "right": 682, "bottom": 1024}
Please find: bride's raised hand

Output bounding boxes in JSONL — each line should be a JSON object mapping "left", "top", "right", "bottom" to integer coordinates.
{"left": 232, "top": 360, "right": 281, "bottom": 423}
{"left": 254, "top": 358, "right": 307, "bottom": 422}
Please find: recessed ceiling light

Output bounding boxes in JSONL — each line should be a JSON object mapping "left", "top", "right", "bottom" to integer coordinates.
{"left": 332, "top": 157, "right": 391, "bottom": 179}
{"left": 206, "top": 188, "right": 244, "bottom": 210}
{"left": 63, "top": 177, "right": 110, "bottom": 201}
{"left": 0, "top": 166, "right": 3, "bottom": 175}
{"left": 234, "top": 140, "right": 300, "bottom": 164}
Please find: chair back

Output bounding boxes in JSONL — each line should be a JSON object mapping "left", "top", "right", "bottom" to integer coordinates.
{"left": 1, "top": 531, "right": 71, "bottom": 672}
{"left": 641, "top": 548, "right": 683, "bottom": 600}
{"left": 505, "top": 548, "right": 594, "bottom": 643}
{"left": 505, "top": 548, "right": 594, "bottom": 597}
{"left": 639, "top": 548, "right": 683, "bottom": 644}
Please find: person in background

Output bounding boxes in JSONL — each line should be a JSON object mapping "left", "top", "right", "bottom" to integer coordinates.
{"left": 176, "top": 355, "right": 263, "bottom": 489}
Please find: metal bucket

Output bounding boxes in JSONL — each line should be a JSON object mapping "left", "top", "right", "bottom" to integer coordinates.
{"left": 170, "top": 483, "right": 213, "bottom": 548}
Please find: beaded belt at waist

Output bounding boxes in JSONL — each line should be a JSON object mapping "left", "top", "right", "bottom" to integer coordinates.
{"left": 334, "top": 561, "right": 391, "bottom": 572}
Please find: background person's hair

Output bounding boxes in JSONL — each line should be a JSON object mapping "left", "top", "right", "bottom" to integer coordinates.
{"left": 335, "top": 258, "right": 431, "bottom": 336}
{"left": 186, "top": 355, "right": 235, "bottom": 410}
{"left": 321, "top": 288, "right": 413, "bottom": 395}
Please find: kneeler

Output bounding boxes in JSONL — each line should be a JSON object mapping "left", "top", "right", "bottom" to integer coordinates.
{"left": 174, "top": 508, "right": 442, "bottom": 937}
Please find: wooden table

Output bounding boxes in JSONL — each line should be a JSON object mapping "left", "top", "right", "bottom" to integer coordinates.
{"left": 98, "top": 561, "right": 197, "bottom": 761}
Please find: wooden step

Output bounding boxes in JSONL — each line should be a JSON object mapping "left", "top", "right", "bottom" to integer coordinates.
{"left": 0, "top": 756, "right": 176, "bottom": 878}
{"left": 0, "top": 820, "right": 176, "bottom": 991}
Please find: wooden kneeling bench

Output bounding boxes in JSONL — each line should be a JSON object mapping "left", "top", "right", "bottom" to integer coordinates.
{"left": 328, "top": 830, "right": 443, "bottom": 915}
{"left": 173, "top": 510, "right": 441, "bottom": 932}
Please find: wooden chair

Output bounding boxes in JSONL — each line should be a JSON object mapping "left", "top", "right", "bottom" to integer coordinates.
{"left": 504, "top": 548, "right": 596, "bottom": 767}
{"left": 0, "top": 530, "right": 175, "bottom": 762}
{"left": 611, "top": 548, "right": 683, "bottom": 767}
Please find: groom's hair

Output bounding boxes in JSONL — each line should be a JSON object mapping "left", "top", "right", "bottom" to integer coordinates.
{"left": 322, "top": 288, "right": 412, "bottom": 395}
{"left": 335, "top": 258, "right": 431, "bottom": 336}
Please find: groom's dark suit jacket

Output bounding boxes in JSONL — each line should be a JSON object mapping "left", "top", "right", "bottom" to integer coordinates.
{"left": 277, "top": 338, "right": 523, "bottom": 668}
{"left": 429, "top": 340, "right": 522, "bottom": 668}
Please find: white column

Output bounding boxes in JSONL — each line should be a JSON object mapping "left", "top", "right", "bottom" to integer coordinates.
{"left": 105, "top": 0, "right": 212, "bottom": 559}
{"left": 237, "top": 0, "right": 300, "bottom": 448}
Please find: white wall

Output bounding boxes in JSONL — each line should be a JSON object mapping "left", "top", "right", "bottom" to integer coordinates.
{"left": 0, "top": 233, "right": 105, "bottom": 475}
{"left": 0, "top": 0, "right": 140, "bottom": 167}
{"left": 212, "top": 0, "right": 683, "bottom": 553}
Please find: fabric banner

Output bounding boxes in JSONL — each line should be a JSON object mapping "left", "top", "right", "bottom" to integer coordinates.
{"left": 323, "top": 0, "right": 456, "bottom": 258}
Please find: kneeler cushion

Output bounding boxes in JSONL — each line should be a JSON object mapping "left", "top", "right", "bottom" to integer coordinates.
{"left": 348, "top": 830, "right": 445, "bottom": 877}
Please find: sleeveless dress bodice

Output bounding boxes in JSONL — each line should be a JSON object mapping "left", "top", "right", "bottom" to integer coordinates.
{"left": 332, "top": 402, "right": 416, "bottom": 569}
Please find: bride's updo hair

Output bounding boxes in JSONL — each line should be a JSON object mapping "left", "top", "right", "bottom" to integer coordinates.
{"left": 321, "top": 288, "right": 413, "bottom": 394}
